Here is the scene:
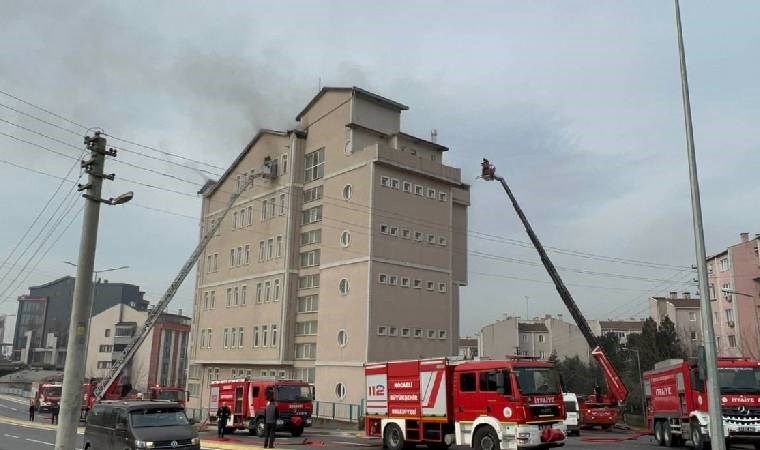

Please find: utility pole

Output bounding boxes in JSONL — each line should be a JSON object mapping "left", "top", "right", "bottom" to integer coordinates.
{"left": 54, "top": 133, "right": 131, "bottom": 450}
{"left": 673, "top": 1, "right": 724, "bottom": 448}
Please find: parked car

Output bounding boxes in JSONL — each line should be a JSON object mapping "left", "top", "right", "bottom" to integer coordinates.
{"left": 84, "top": 400, "right": 200, "bottom": 450}
{"left": 563, "top": 392, "right": 581, "bottom": 436}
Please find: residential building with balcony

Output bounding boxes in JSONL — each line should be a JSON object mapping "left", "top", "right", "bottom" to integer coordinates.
{"left": 649, "top": 292, "right": 702, "bottom": 355}
{"left": 187, "top": 86, "right": 469, "bottom": 408}
{"left": 589, "top": 319, "right": 644, "bottom": 345}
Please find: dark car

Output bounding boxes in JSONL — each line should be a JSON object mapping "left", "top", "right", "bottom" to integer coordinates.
{"left": 84, "top": 400, "right": 200, "bottom": 450}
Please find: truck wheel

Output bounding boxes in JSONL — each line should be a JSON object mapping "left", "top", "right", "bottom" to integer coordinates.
{"left": 255, "top": 418, "right": 266, "bottom": 438}
{"left": 655, "top": 421, "right": 665, "bottom": 446}
{"left": 384, "top": 423, "right": 406, "bottom": 450}
{"left": 662, "top": 422, "right": 674, "bottom": 447}
{"left": 247, "top": 419, "right": 256, "bottom": 435}
{"left": 690, "top": 422, "right": 706, "bottom": 450}
{"left": 473, "top": 425, "right": 499, "bottom": 450}
{"left": 291, "top": 426, "right": 304, "bottom": 437}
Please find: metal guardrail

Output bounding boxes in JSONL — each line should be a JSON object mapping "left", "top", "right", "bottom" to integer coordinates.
{"left": 185, "top": 401, "right": 363, "bottom": 424}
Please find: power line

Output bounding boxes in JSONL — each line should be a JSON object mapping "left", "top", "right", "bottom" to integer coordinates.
{"left": 0, "top": 101, "right": 84, "bottom": 137}
{"left": 0, "top": 88, "right": 89, "bottom": 130}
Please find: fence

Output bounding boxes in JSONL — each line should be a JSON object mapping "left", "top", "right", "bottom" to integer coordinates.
{"left": 0, "top": 386, "right": 32, "bottom": 398}
{"left": 185, "top": 401, "right": 363, "bottom": 424}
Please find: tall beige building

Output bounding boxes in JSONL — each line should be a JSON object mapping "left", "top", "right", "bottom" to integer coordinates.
{"left": 187, "top": 87, "right": 469, "bottom": 408}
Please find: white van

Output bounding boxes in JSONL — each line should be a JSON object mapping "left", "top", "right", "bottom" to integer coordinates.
{"left": 563, "top": 393, "right": 580, "bottom": 436}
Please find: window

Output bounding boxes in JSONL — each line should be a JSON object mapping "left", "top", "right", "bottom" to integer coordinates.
{"left": 264, "top": 281, "right": 271, "bottom": 302}
{"left": 233, "top": 212, "right": 238, "bottom": 229}
{"left": 241, "top": 285, "right": 247, "bottom": 306}
{"left": 230, "top": 328, "right": 237, "bottom": 348}
{"left": 413, "top": 279, "right": 422, "bottom": 289}
{"left": 438, "top": 330, "right": 447, "bottom": 340}
{"left": 389, "top": 275, "right": 398, "bottom": 286}
{"left": 401, "top": 229, "right": 411, "bottom": 239}
{"left": 390, "top": 226, "right": 399, "bottom": 236}
{"left": 414, "top": 328, "right": 423, "bottom": 338}
{"left": 213, "top": 254, "right": 218, "bottom": 272}
{"left": 438, "top": 282, "right": 447, "bottom": 293}
{"left": 538, "top": 334, "right": 545, "bottom": 343}
{"left": 244, "top": 245, "right": 251, "bottom": 264}
{"left": 203, "top": 292, "right": 209, "bottom": 309}
{"left": 271, "top": 325, "right": 278, "bottom": 347}
{"left": 230, "top": 249, "right": 235, "bottom": 267}
{"left": 340, "top": 231, "right": 351, "bottom": 247}
{"left": 380, "top": 176, "right": 391, "bottom": 187}
{"left": 389, "top": 326, "right": 398, "bottom": 336}
{"left": 378, "top": 274, "right": 388, "bottom": 284}
{"left": 725, "top": 309, "right": 735, "bottom": 322}
{"left": 720, "top": 258, "right": 730, "bottom": 272}
{"left": 279, "top": 193, "right": 286, "bottom": 215}
{"left": 98, "top": 344, "right": 112, "bottom": 353}
{"left": 261, "top": 199, "right": 268, "bottom": 221}
{"left": 342, "top": 184, "right": 352, "bottom": 200}
{"left": 539, "top": 351, "right": 546, "bottom": 360}
{"left": 728, "top": 335, "right": 737, "bottom": 348}
{"left": 281, "top": 153, "right": 288, "bottom": 175}
{"left": 414, "top": 185, "right": 424, "bottom": 196}
{"left": 233, "top": 287, "right": 239, "bottom": 306}
{"left": 267, "top": 239, "right": 274, "bottom": 260}
{"left": 273, "top": 279, "right": 280, "bottom": 301}
{"left": 300, "top": 249, "right": 321, "bottom": 267}
{"left": 253, "top": 326, "right": 259, "bottom": 347}
{"left": 522, "top": 334, "right": 528, "bottom": 343}
{"left": 377, "top": 326, "right": 387, "bottom": 336}
{"left": 223, "top": 328, "right": 229, "bottom": 348}
{"left": 427, "top": 329, "right": 436, "bottom": 339}
{"left": 709, "top": 285, "right": 716, "bottom": 300}
{"left": 690, "top": 331, "right": 698, "bottom": 341}
{"left": 210, "top": 291, "right": 216, "bottom": 309}
{"left": 414, "top": 231, "right": 424, "bottom": 242}
{"left": 304, "top": 148, "right": 325, "bottom": 182}
{"left": 339, "top": 278, "right": 350, "bottom": 295}
{"left": 380, "top": 224, "right": 389, "bottom": 234}
{"left": 401, "top": 277, "right": 410, "bottom": 288}
{"left": 427, "top": 234, "right": 436, "bottom": 245}
{"left": 97, "top": 361, "right": 112, "bottom": 369}
{"left": 689, "top": 312, "right": 697, "bottom": 322}
{"left": 460, "top": 373, "right": 476, "bottom": 392}
{"left": 259, "top": 241, "right": 265, "bottom": 262}
{"left": 391, "top": 178, "right": 400, "bottom": 189}
{"left": 427, "top": 188, "right": 436, "bottom": 199}
{"left": 297, "top": 295, "right": 319, "bottom": 313}
{"left": 299, "top": 274, "right": 320, "bottom": 289}
{"left": 295, "top": 321, "right": 319, "bottom": 335}
{"left": 236, "top": 246, "right": 242, "bottom": 266}
{"left": 206, "top": 255, "right": 213, "bottom": 273}
{"left": 262, "top": 325, "right": 269, "bottom": 347}
{"left": 247, "top": 206, "right": 252, "bottom": 225}
{"left": 269, "top": 196, "right": 276, "bottom": 217}
{"left": 438, "top": 237, "right": 448, "bottom": 246}
{"left": 301, "top": 229, "right": 322, "bottom": 246}
{"left": 256, "top": 283, "right": 262, "bottom": 303}
{"left": 426, "top": 281, "right": 435, "bottom": 291}
{"left": 722, "top": 283, "right": 732, "bottom": 299}
{"left": 302, "top": 206, "right": 323, "bottom": 224}
{"left": 402, "top": 181, "right": 412, "bottom": 193}
{"left": 226, "top": 288, "right": 232, "bottom": 307}
{"left": 335, "top": 383, "right": 347, "bottom": 400}
{"left": 337, "top": 329, "right": 348, "bottom": 347}
{"left": 439, "top": 191, "right": 448, "bottom": 202}
{"left": 295, "top": 368, "right": 315, "bottom": 383}
{"left": 295, "top": 343, "right": 316, "bottom": 360}
{"left": 303, "top": 185, "right": 323, "bottom": 203}
{"left": 401, "top": 328, "right": 411, "bottom": 337}
{"left": 207, "top": 330, "right": 213, "bottom": 348}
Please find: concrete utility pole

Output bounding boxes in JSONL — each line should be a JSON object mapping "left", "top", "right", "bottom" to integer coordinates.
{"left": 673, "top": 1, "right": 725, "bottom": 448}
{"left": 55, "top": 133, "right": 131, "bottom": 450}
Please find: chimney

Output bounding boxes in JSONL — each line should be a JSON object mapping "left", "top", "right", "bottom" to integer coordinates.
{"left": 670, "top": 291, "right": 678, "bottom": 299}
{"left": 558, "top": 313, "right": 563, "bottom": 321}
{"left": 430, "top": 129, "right": 438, "bottom": 143}
{"left": 740, "top": 232, "right": 750, "bottom": 243}
{"left": 683, "top": 292, "right": 690, "bottom": 299}
{"left": 178, "top": 308, "right": 183, "bottom": 316}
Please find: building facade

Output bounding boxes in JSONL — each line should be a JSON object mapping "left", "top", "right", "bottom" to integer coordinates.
{"left": 706, "top": 233, "right": 760, "bottom": 358}
{"left": 187, "top": 87, "right": 469, "bottom": 408}
{"left": 649, "top": 292, "right": 702, "bottom": 355}
{"left": 458, "top": 338, "right": 478, "bottom": 360}
{"left": 589, "top": 319, "right": 644, "bottom": 345}
{"left": 86, "top": 303, "right": 190, "bottom": 392}
{"left": 12, "top": 277, "right": 149, "bottom": 367}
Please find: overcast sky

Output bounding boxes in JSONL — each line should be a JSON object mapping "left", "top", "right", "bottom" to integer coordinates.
{"left": 1, "top": 1, "right": 758, "bottom": 340}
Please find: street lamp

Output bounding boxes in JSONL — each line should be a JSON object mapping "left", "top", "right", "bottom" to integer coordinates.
{"left": 621, "top": 347, "right": 646, "bottom": 417}
{"left": 721, "top": 288, "right": 753, "bottom": 298}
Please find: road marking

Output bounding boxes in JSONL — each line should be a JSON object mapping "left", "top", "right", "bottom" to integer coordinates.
{"left": 25, "top": 438, "right": 54, "bottom": 446}
{"left": 0, "top": 404, "right": 18, "bottom": 412}
{"left": 333, "top": 441, "right": 377, "bottom": 447}
{"left": 3, "top": 433, "right": 19, "bottom": 438}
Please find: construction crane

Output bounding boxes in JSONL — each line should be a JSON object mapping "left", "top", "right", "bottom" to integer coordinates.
{"left": 92, "top": 157, "right": 276, "bottom": 402}
{"left": 480, "top": 159, "right": 628, "bottom": 424}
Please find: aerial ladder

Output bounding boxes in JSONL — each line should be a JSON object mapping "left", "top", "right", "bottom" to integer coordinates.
{"left": 91, "top": 157, "right": 276, "bottom": 402}
{"left": 481, "top": 159, "right": 628, "bottom": 427}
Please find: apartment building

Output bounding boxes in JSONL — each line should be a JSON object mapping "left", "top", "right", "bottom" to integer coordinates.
{"left": 588, "top": 319, "right": 644, "bottom": 345}
{"left": 187, "top": 86, "right": 469, "bottom": 407}
{"left": 478, "top": 314, "right": 590, "bottom": 363}
{"left": 706, "top": 233, "right": 760, "bottom": 357}
{"left": 86, "top": 304, "right": 190, "bottom": 392}
{"left": 649, "top": 292, "right": 702, "bottom": 355}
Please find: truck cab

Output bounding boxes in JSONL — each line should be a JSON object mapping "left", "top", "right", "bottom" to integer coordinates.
{"left": 563, "top": 393, "right": 580, "bottom": 436}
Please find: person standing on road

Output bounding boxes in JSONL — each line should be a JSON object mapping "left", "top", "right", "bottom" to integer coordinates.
{"left": 216, "top": 403, "right": 231, "bottom": 439}
{"left": 51, "top": 402, "right": 59, "bottom": 425}
{"left": 263, "top": 399, "right": 278, "bottom": 448}
{"left": 28, "top": 401, "right": 35, "bottom": 422}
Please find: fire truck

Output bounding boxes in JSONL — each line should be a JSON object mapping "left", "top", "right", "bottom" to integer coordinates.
{"left": 364, "top": 357, "right": 567, "bottom": 450}
{"left": 148, "top": 385, "right": 188, "bottom": 406}
{"left": 644, "top": 357, "right": 760, "bottom": 449}
{"left": 34, "top": 383, "right": 62, "bottom": 412}
{"left": 81, "top": 377, "right": 125, "bottom": 418}
{"left": 481, "top": 159, "right": 629, "bottom": 430}
{"left": 209, "top": 378, "right": 314, "bottom": 437}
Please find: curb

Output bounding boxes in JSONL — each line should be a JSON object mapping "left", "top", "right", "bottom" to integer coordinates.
{"left": 200, "top": 439, "right": 288, "bottom": 450}
{"left": 0, "top": 413, "right": 85, "bottom": 434}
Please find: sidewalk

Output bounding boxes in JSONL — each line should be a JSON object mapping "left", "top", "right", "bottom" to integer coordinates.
{"left": 0, "top": 413, "right": 84, "bottom": 434}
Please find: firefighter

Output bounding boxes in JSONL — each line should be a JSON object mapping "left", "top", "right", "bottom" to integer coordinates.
{"left": 28, "top": 401, "right": 35, "bottom": 422}
{"left": 263, "top": 397, "right": 278, "bottom": 449}
{"left": 51, "top": 402, "right": 60, "bottom": 425}
{"left": 216, "top": 403, "right": 231, "bottom": 438}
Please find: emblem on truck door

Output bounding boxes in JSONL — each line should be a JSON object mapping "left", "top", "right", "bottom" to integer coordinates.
{"left": 503, "top": 407, "right": 513, "bottom": 418}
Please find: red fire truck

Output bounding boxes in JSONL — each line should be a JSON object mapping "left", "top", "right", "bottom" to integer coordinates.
{"left": 209, "top": 378, "right": 314, "bottom": 437}
{"left": 148, "top": 385, "right": 188, "bottom": 406}
{"left": 34, "top": 383, "right": 62, "bottom": 412}
{"left": 644, "top": 357, "right": 760, "bottom": 449}
{"left": 364, "top": 357, "right": 567, "bottom": 449}
{"left": 81, "top": 377, "right": 124, "bottom": 418}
